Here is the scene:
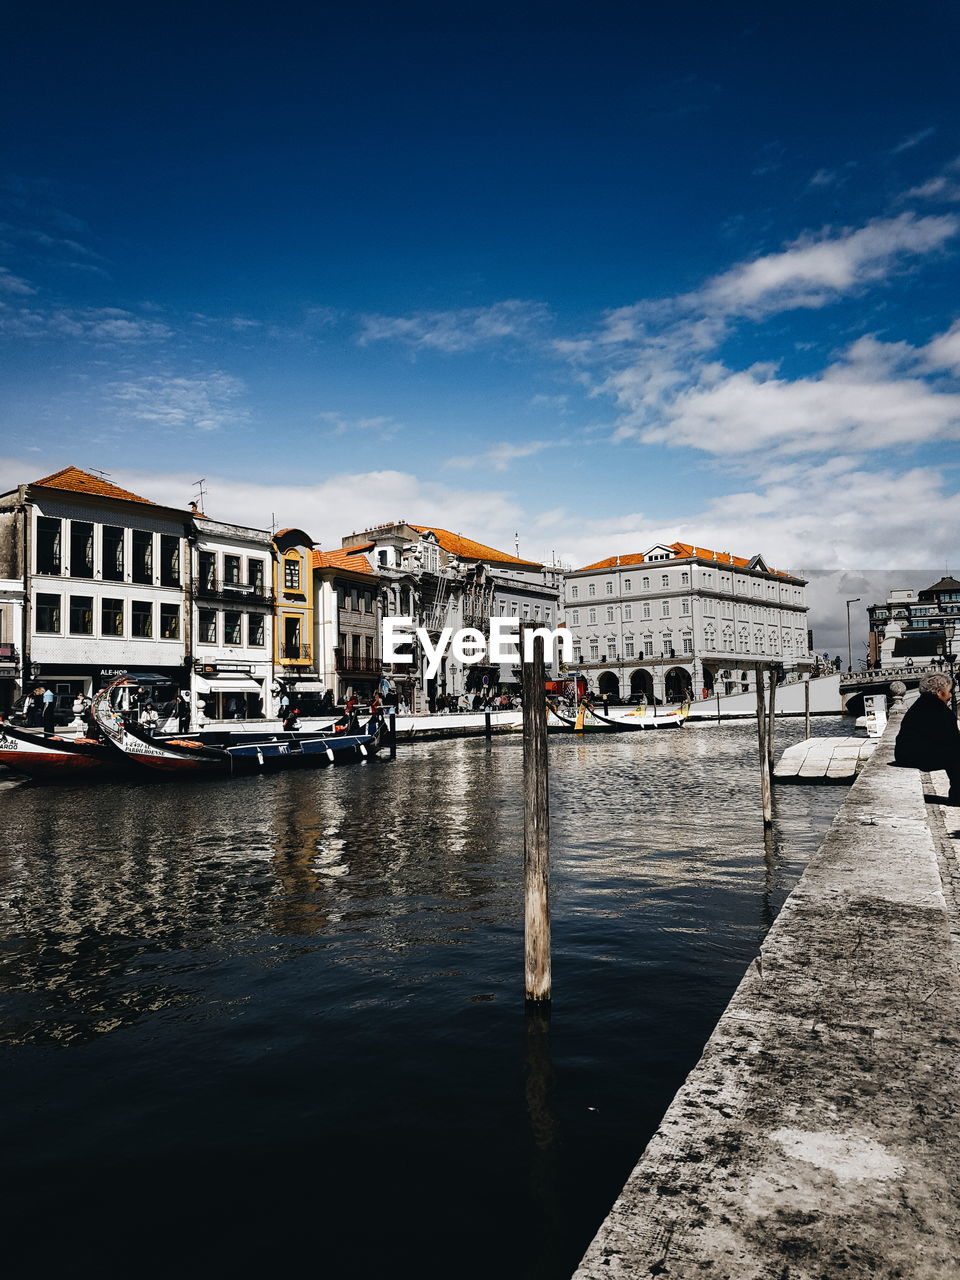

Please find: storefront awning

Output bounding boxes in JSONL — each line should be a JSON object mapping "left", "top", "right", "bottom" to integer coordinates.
{"left": 194, "top": 675, "right": 264, "bottom": 695}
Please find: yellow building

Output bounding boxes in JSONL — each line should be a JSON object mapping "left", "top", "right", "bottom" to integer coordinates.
{"left": 272, "top": 528, "right": 315, "bottom": 678}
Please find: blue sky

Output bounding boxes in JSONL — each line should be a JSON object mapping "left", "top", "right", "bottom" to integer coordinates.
{"left": 2, "top": 0, "right": 960, "bottom": 599}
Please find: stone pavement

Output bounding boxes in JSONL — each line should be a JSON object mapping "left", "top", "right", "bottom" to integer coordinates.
{"left": 572, "top": 707, "right": 960, "bottom": 1279}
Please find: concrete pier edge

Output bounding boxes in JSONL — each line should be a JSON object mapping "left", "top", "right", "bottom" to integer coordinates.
{"left": 572, "top": 705, "right": 960, "bottom": 1279}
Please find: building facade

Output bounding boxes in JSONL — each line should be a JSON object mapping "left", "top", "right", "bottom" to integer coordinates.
{"left": 340, "top": 522, "right": 563, "bottom": 709}
{"left": 314, "top": 548, "right": 383, "bottom": 705}
{"left": 562, "top": 542, "right": 810, "bottom": 702}
{"left": 0, "top": 467, "right": 193, "bottom": 713}
{"left": 190, "top": 515, "right": 276, "bottom": 720}
{"left": 867, "top": 576, "right": 960, "bottom": 668}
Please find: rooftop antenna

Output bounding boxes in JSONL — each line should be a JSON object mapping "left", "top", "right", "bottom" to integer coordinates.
{"left": 192, "top": 478, "right": 208, "bottom": 513}
{"left": 515, "top": 531, "right": 520, "bottom": 558}
{"left": 270, "top": 512, "right": 277, "bottom": 536}
{"left": 88, "top": 467, "right": 110, "bottom": 479}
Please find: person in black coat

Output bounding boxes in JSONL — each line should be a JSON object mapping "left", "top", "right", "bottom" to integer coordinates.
{"left": 894, "top": 674, "right": 960, "bottom": 801}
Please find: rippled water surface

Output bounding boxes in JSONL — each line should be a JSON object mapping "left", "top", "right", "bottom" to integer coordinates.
{"left": 0, "top": 718, "right": 850, "bottom": 1278}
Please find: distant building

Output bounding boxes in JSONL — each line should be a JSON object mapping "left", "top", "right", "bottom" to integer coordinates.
{"left": 314, "top": 547, "right": 383, "bottom": 704}
{"left": 562, "top": 542, "right": 810, "bottom": 702}
{"left": 0, "top": 466, "right": 193, "bottom": 713}
{"left": 340, "top": 522, "right": 563, "bottom": 709}
{"left": 867, "top": 576, "right": 960, "bottom": 668}
{"left": 190, "top": 512, "right": 276, "bottom": 720}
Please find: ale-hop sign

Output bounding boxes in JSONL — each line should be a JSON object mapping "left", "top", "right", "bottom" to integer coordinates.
{"left": 381, "top": 618, "right": 572, "bottom": 679}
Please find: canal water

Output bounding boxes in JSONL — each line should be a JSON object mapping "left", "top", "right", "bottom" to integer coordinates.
{"left": 0, "top": 718, "right": 849, "bottom": 1278}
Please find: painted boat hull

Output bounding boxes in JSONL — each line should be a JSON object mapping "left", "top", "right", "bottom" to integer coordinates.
{"left": 0, "top": 722, "right": 122, "bottom": 780}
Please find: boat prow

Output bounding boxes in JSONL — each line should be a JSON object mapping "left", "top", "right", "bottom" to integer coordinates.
{"left": 0, "top": 720, "right": 123, "bottom": 780}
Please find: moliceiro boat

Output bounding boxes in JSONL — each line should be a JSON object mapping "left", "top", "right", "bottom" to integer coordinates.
{"left": 546, "top": 698, "right": 689, "bottom": 733}
{"left": 0, "top": 720, "right": 124, "bottom": 780}
{"left": 91, "top": 678, "right": 385, "bottom": 778}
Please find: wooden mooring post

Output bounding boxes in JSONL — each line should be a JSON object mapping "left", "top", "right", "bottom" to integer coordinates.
{"left": 766, "top": 665, "right": 778, "bottom": 773}
{"left": 755, "top": 664, "right": 773, "bottom": 828}
{"left": 484, "top": 709, "right": 492, "bottom": 740}
{"left": 388, "top": 711, "right": 397, "bottom": 760}
{"left": 804, "top": 677, "right": 811, "bottom": 740}
{"left": 521, "top": 631, "right": 551, "bottom": 1004}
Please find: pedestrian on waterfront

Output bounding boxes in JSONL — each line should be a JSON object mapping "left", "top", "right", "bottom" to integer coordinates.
{"left": 141, "top": 702, "right": 159, "bottom": 735}
{"left": 282, "top": 706, "right": 301, "bottom": 732}
{"left": 41, "top": 685, "right": 56, "bottom": 735}
{"left": 894, "top": 673, "right": 960, "bottom": 803}
{"left": 176, "top": 692, "right": 191, "bottom": 733}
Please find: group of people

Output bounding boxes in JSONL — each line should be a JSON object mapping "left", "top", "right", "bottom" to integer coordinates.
{"left": 20, "top": 685, "right": 57, "bottom": 735}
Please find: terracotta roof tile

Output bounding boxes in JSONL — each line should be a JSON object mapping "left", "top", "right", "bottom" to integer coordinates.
{"left": 577, "top": 541, "right": 794, "bottom": 578}
{"left": 32, "top": 466, "right": 159, "bottom": 506}
{"left": 313, "top": 547, "right": 375, "bottom": 575}
{"left": 409, "top": 525, "right": 542, "bottom": 568}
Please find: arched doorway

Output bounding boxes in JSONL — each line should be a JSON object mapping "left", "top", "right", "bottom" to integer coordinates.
{"left": 597, "top": 671, "right": 620, "bottom": 702}
{"left": 701, "top": 667, "right": 715, "bottom": 696}
{"left": 664, "top": 666, "right": 692, "bottom": 702}
{"left": 629, "top": 669, "right": 654, "bottom": 703}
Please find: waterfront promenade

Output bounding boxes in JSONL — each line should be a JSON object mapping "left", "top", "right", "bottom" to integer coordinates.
{"left": 573, "top": 704, "right": 960, "bottom": 1278}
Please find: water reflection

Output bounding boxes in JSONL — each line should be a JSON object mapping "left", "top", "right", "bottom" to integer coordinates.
{"left": 0, "top": 717, "right": 848, "bottom": 1277}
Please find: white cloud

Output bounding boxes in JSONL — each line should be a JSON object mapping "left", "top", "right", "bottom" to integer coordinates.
{"left": 445, "top": 439, "right": 552, "bottom": 471}
{"left": 700, "top": 213, "right": 957, "bottom": 316}
{"left": 892, "top": 126, "right": 936, "bottom": 154}
{"left": 106, "top": 371, "right": 248, "bottom": 432}
{"left": 0, "top": 267, "right": 35, "bottom": 295}
{"left": 317, "top": 411, "right": 401, "bottom": 439}
{"left": 357, "top": 300, "right": 548, "bottom": 352}
{"left": 0, "top": 303, "right": 171, "bottom": 342}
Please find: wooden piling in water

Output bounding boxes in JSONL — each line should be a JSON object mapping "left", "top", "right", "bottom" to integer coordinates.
{"left": 484, "top": 709, "right": 492, "bottom": 740}
{"left": 522, "top": 631, "right": 551, "bottom": 1004}
{"left": 804, "top": 677, "right": 811, "bottom": 740}
{"left": 767, "top": 666, "right": 778, "bottom": 773}
{"left": 388, "top": 711, "right": 397, "bottom": 760}
{"left": 755, "top": 664, "right": 773, "bottom": 828}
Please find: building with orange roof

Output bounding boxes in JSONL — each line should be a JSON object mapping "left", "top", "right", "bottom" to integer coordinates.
{"left": 339, "top": 521, "right": 563, "bottom": 709}
{"left": 562, "top": 541, "right": 810, "bottom": 704}
{"left": 311, "top": 546, "right": 384, "bottom": 704}
{"left": 0, "top": 466, "right": 197, "bottom": 715}
{"left": 0, "top": 466, "right": 284, "bottom": 725}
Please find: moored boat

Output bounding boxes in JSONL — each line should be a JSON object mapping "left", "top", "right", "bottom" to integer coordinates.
{"left": 546, "top": 698, "right": 687, "bottom": 733}
{"left": 91, "top": 678, "right": 386, "bottom": 778}
{"left": 0, "top": 720, "right": 124, "bottom": 780}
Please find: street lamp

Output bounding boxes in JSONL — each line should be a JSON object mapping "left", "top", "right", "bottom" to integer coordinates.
{"left": 845, "top": 598, "right": 861, "bottom": 672}
{"left": 943, "top": 620, "right": 957, "bottom": 715}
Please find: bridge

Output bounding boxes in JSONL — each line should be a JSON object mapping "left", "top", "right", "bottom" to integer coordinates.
{"left": 839, "top": 663, "right": 947, "bottom": 712}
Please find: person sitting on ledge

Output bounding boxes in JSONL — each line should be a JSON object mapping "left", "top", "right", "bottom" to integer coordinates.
{"left": 894, "top": 672, "right": 960, "bottom": 803}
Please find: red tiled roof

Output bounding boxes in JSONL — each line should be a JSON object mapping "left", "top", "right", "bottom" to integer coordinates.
{"left": 577, "top": 541, "right": 793, "bottom": 578}
{"left": 32, "top": 466, "right": 158, "bottom": 506}
{"left": 410, "top": 525, "right": 541, "bottom": 568}
{"left": 313, "top": 547, "right": 375, "bottom": 575}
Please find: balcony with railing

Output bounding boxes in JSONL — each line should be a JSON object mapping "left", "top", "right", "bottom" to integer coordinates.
{"left": 334, "top": 648, "right": 382, "bottom": 675}
{"left": 279, "top": 643, "right": 312, "bottom": 663}
{"left": 192, "top": 576, "right": 274, "bottom": 607}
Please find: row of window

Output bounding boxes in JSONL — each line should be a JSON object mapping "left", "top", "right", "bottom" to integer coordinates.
{"left": 568, "top": 599, "right": 799, "bottom": 625}
{"left": 36, "top": 518, "right": 182, "bottom": 587}
{"left": 572, "top": 628, "right": 807, "bottom": 662}
{"left": 197, "top": 609, "right": 265, "bottom": 647}
{"left": 568, "top": 575, "right": 803, "bottom": 603}
{"left": 198, "top": 551, "right": 266, "bottom": 591}
{"left": 337, "top": 584, "right": 376, "bottom": 614}
{"left": 36, "top": 594, "right": 181, "bottom": 639}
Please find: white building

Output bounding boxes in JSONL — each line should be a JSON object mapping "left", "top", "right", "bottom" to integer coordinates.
{"left": 190, "top": 514, "right": 276, "bottom": 720}
{"left": 562, "top": 542, "right": 810, "bottom": 703}
{"left": 340, "top": 523, "right": 563, "bottom": 708}
{"left": 0, "top": 577, "right": 24, "bottom": 717}
{"left": 0, "top": 467, "right": 193, "bottom": 712}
